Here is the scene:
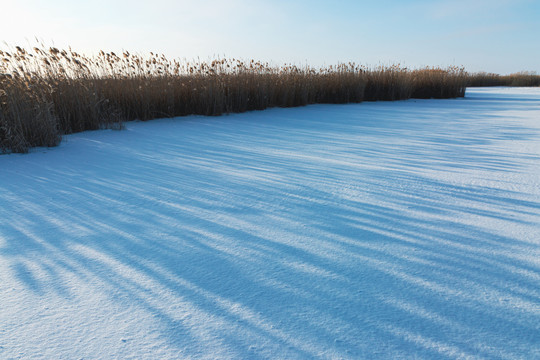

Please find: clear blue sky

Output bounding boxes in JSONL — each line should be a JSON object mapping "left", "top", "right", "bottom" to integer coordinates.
{"left": 2, "top": 0, "right": 539, "bottom": 74}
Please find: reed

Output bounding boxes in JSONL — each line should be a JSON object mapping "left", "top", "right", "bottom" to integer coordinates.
{"left": 467, "top": 71, "right": 540, "bottom": 87}
{"left": 1, "top": 45, "right": 467, "bottom": 153}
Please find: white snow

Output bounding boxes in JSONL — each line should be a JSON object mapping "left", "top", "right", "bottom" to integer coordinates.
{"left": 1, "top": 87, "right": 540, "bottom": 359}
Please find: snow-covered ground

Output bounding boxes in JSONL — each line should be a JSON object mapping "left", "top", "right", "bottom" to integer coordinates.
{"left": 1, "top": 87, "right": 540, "bottom": 359}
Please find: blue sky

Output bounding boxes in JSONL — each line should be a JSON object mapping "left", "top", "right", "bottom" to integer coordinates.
{"left": 2, "top": 0, "right": 539, "bottom": 74}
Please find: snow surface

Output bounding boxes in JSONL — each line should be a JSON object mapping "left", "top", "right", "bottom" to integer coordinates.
{"left": 1, "top": 87, "right": 540, "bottom": 359}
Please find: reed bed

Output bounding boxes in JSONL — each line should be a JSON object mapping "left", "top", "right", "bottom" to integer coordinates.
{"left": 1, "top": 45, "right": 467, "bottom": 153}
{"left": 467, "top": 71, "right": 540, "bottom": 87}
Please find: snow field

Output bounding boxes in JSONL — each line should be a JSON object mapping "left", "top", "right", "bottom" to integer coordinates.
{"left": 1, "top": 87, "right": 540, "bottom": 359}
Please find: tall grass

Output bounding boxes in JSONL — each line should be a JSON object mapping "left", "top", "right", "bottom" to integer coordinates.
{"left": 467, "top": 71, "right": 540, "bottom": 87}
{"left": 1, "top": 45, "right": 467, "bottom": 153}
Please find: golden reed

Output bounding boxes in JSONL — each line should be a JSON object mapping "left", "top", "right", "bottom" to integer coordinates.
{"left": 1, "top": 45, "right": 468, "bottom": 153}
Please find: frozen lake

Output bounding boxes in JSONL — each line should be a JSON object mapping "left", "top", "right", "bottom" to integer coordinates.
{"left": 1, "top": 87, "right": 540, "bottom": 359}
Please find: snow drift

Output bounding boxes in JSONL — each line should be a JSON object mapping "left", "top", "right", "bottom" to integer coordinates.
{"left": 1, "top": 87, "right": 540, "bottom": 359}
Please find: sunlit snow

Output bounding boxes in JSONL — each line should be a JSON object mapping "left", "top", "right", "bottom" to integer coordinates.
{"left": 1, "top": 87, "right": 540, "bottom": 359}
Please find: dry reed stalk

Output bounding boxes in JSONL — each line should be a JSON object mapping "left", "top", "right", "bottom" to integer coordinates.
{"left": 467, "top": 71, "right": 540, "bottom": 87}
{"left": 1, "top": 45, "right": 468, "bottom": 153}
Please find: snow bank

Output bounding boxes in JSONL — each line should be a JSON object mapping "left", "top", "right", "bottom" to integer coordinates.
{"left": 1, "top": 87, "right": 540, "bottom": 359}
